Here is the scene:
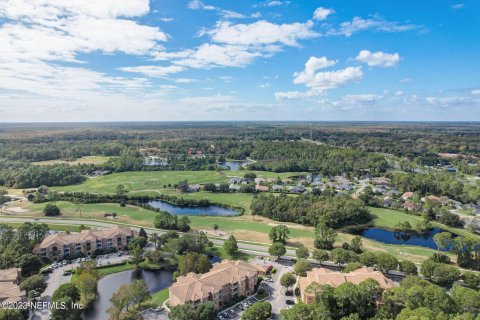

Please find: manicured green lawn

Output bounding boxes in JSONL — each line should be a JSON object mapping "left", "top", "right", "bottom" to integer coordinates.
{"left": 30, "top": 201, "right": 157, "bottom": 224}
{"left": 96, "top": 262, "right": 136, "bottom": 277}
{"left": 370, "top": 207, "right": 423, "bottom": 229}
{"left": 212, "top": 246, "right": 255, "bottom": 261}
{"left": 151, "top": 288, "right": 169, "bottom": 306}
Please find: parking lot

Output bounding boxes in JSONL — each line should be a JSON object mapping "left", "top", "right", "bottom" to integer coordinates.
{"left": 32, "top": 252, "right": 130, "bottom": 320}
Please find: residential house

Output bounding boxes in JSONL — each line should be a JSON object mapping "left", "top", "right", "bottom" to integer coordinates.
{"left": 0, "top": 268, "right": 25, "bottom": 305}
{"left": 403, "top": 202, "right": 421, "bottom": 211}
{"left": 401, "top": 192, "right": 414, "bottom": 200}
{"left": 383, "top": 197, "right": 392, "bottom": 207}
{"left": 272, "top": 185, "right": 284, "bottom": 192}
{"left": 372, "top": 177, "right": 390, "bottom": 186}
{"left": 188, "top": 184, "right": 201, "bottom": 192}
{"left": 169, "top": 260, "right": 258, "bottom": 309}
{"left": 281, "top": 178, "right": 293, "bottom": 185}
{"left": 255, "top": 185, "right": 269, "bottom": 192}
{"left": 298, "top": 267, "right": 394, "bottom": 304}
{"left": 34, "top": 226, "right": 137, "bottom": 260}
{"left": 289, "top": 186, "right": 306, "bottom": 194}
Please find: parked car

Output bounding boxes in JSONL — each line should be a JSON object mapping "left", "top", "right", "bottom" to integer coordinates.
{"left": 264, "top": 278, "right": 274, "bottom": 282}
{"left": 155, "top": 306, "right": 165, "bottom": 312}
{"left": 63, "top": 271, "right": 71, "bottom": 276}
{"left": 286, "top": 300, "right": 295, "bottom": 305}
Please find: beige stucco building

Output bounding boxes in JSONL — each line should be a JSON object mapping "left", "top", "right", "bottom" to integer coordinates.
{"left": 34, "top": 226, "right": 137, "bottom": 260}
{"left": 0, "top": 268, "right": 25, "bottom": 304}
{"left": 298, "top": 267, "right": 395, "bottom": 304}
{"left": 169, "top": 260, "right": 259, "bottom": 309}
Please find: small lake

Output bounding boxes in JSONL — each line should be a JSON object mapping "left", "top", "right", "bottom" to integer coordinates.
{"left": 148, "top": 200, "right": 240, "bottom": 216}
{"left": 355, "top": 227, "right": 447, "bottom": 250}
{"left": 219, "top": 161, "right": 249, "bottom": 171}
{"left": 84, "top": 269, "right": 173, "bottom": 320}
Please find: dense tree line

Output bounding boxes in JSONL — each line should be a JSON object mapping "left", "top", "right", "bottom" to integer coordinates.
{"left": 248, "top": 141, "right": 388, "bottom": 175}
{"left": 251, "top": 194, "right": 371, "bottom": 227}
{"left": 390, "top": 171, "right": 480, "bottom": 203}
{"left": 0, "top": 223, "right": 48, "bottom": 276}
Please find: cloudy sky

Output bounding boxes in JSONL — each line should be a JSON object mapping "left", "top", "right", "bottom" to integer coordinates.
{"left": 0, "top": 0, "right": 479, "bottom": 122}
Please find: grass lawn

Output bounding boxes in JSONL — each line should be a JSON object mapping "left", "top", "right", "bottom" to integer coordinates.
{"left": 32, "top": 156, "right": 113, "bottom": 166}
{"left": 151, "top": 288, "right": 169, "bottom": 306}
{"left": 212, "top": 246, "right": 255, "bottom": 261}
{"left": 96, "top": 262, "right": 136, "bottom": 277}
{"left": 370, "top": 207, "right": 424, "bottom": 229}
{"left": 51, "top": 170, "right": 305, "bottom": 212}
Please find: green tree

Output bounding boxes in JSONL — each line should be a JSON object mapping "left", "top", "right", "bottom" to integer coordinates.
{"left": 268, "top": 225, "right": 290, "bottom": 244}
{"left": 314, "top": 221, "right": 336, "bottom": 250}
{"left": 294, "top": 259, "right": 311, "bottom": 276}
{"left": 296, "top": 245, "right": 309, "bottom": 259}
{"left": 330, "top": 248, "right": 358, "bottom": 264}
{"left": 129, "top": 280, "right": 151, "bottom": 307}
{"left": 197, "top": 301, "right": 217, "bottom": 320}
{"left": 450, "top": 284, "right": 480, "bottom": 315}
{"left": 130, "top": 244, "right": 144, "bottom": 269}
{"left": 358, "top": 252, "right": 377, "bottom": 267}
{"left": 312, "top": 249, "right": 329, "bottom": 263}
{"left": 375, "top": 253, "right": 398, "bottom": 273}
{"left": 462, "top": 271, "right": 480, "bottom": 288}
{"left": 399, "top": 260, "right": 418, "bottom": 275}
{"left": 344, "top": 262, "right": 363, "bottom": 273}
{"left": 43, "top": 203, "right": 60, "bottom": 216}
{"left": 280, "top": 303, "right": 331, "bottom": 320}
{"left": 213, "top": 224, "right": 218, "bottom": 234}
{"left": 223, "top": 235, "right": 239, "bottom": 257}
{"left": 268, "top": 242, "right": 286, "bottom": 259}
{"left": 241, "top": 301, "right": 272, "bottom": 320}
{"left": 19, "top": 274, "right": 47, "bottom": 296}
{"left": 178, "top": 252, "right": 212, "bottom": 276}
{"left": 433, "top": 232, "right": 453, "bottom": 251}
{"left": 52, "top": 283, "right": 80, "bottom": 303}
{"left": 176, "top": 216, "right": 191, "bottom": 232}
{"left": 169, "top": 304, "right": 198, "bottom": 320}
{"left": 280, "top": 272, "right": 296, "bottom": 291}
{"left": 116, "top": 184, "right": 127, "bottom": 197}
{"left": 138, "top": 228, "right": 148, "bottom": 239}
{"left": 349, "top": 236, "right": 363, "bottom": 253}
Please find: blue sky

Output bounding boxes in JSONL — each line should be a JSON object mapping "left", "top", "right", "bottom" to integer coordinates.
{"left": 0, "top": 0, "right": 479, "bottom": 121}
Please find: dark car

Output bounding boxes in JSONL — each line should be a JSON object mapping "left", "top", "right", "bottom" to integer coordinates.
{"left": 286, "top": 300, "right": 295, "bottom": 305}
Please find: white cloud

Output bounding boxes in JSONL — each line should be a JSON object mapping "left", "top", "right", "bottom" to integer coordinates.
{"left": 259, "top": 83, "right": 271, "bottom": 88}
{"left": 327, "top": 16, "right": 421, "bottom": 37}
{"left": 119, "top": 65, "right": 184, "bottom": 78}
{"left": 451, "top": 3, "right": 465, "bottom": 9}
{"left": 187, "top": 0, "right": 258, "bottom": 19}
{"left": 154, "top": 18, "right": 317, "bottom": 70}
{"left": 159, "top": 17, "right": 174, "bottom": 22}
{"left": 276, "top": 56, "right": 363, "bottom": 100}
{"left": 163, "top": 44, "right": 268, "bottom": 69}
{"left": 400, "top": 78, "right": 412, "bottom": 83}
{"left": 313, "top": 7, "right": 334, "bottom": 21}
{"left": 254, "top": 1, "right": 290, "bottom": 8}
{"left": 292, "top": 57, "right": 363, "bottom": 94}
{"left": 394, "top": 90, "right": 404, "bottom": 96}
{"left": 471, "top": 89, "right": 480, "bottom": 95}
{"left": 206, "top": 20, "right": 318, "bottom": 47}
{"left": 174, "top": 78, "right": 199, "bottom": 84}
{"left": 355, "top": 50, "right": 400, "bottom": 67}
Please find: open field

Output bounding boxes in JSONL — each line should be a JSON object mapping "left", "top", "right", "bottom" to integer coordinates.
{"left": 370, "top": 207, "right": 424, "bottom": 229}
{"left": 32, "top": 156, "right": 112, "bottom": 166}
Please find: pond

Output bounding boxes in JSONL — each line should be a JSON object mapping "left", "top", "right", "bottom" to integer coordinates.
{"left": 218, "top": 160, "right": 249, "bottom": 171}
{"left": 83, "top": 269, "right": 173, "bottom": 320}
{"left": 148, "top": 200, "right": 240, "bottom": 216}
{"left": 355, "top": 227, "right": 447, "bottom": 250}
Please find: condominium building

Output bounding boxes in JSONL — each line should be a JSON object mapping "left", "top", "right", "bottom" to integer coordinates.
{"left": 34, "top": 226, "right": 137, "bottom": 260}
{"left": 0, "top": 268, "right": 25, "bottom": 304}
{"left": 169, "top": 260, "right": 259, "bottom": 309}
{"left": 298, "top": 267, "right": 395, "bottom": 304}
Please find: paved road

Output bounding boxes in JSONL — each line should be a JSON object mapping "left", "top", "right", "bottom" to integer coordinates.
{"left": 0, "top": 216, "right": 296, "bottom": 257}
